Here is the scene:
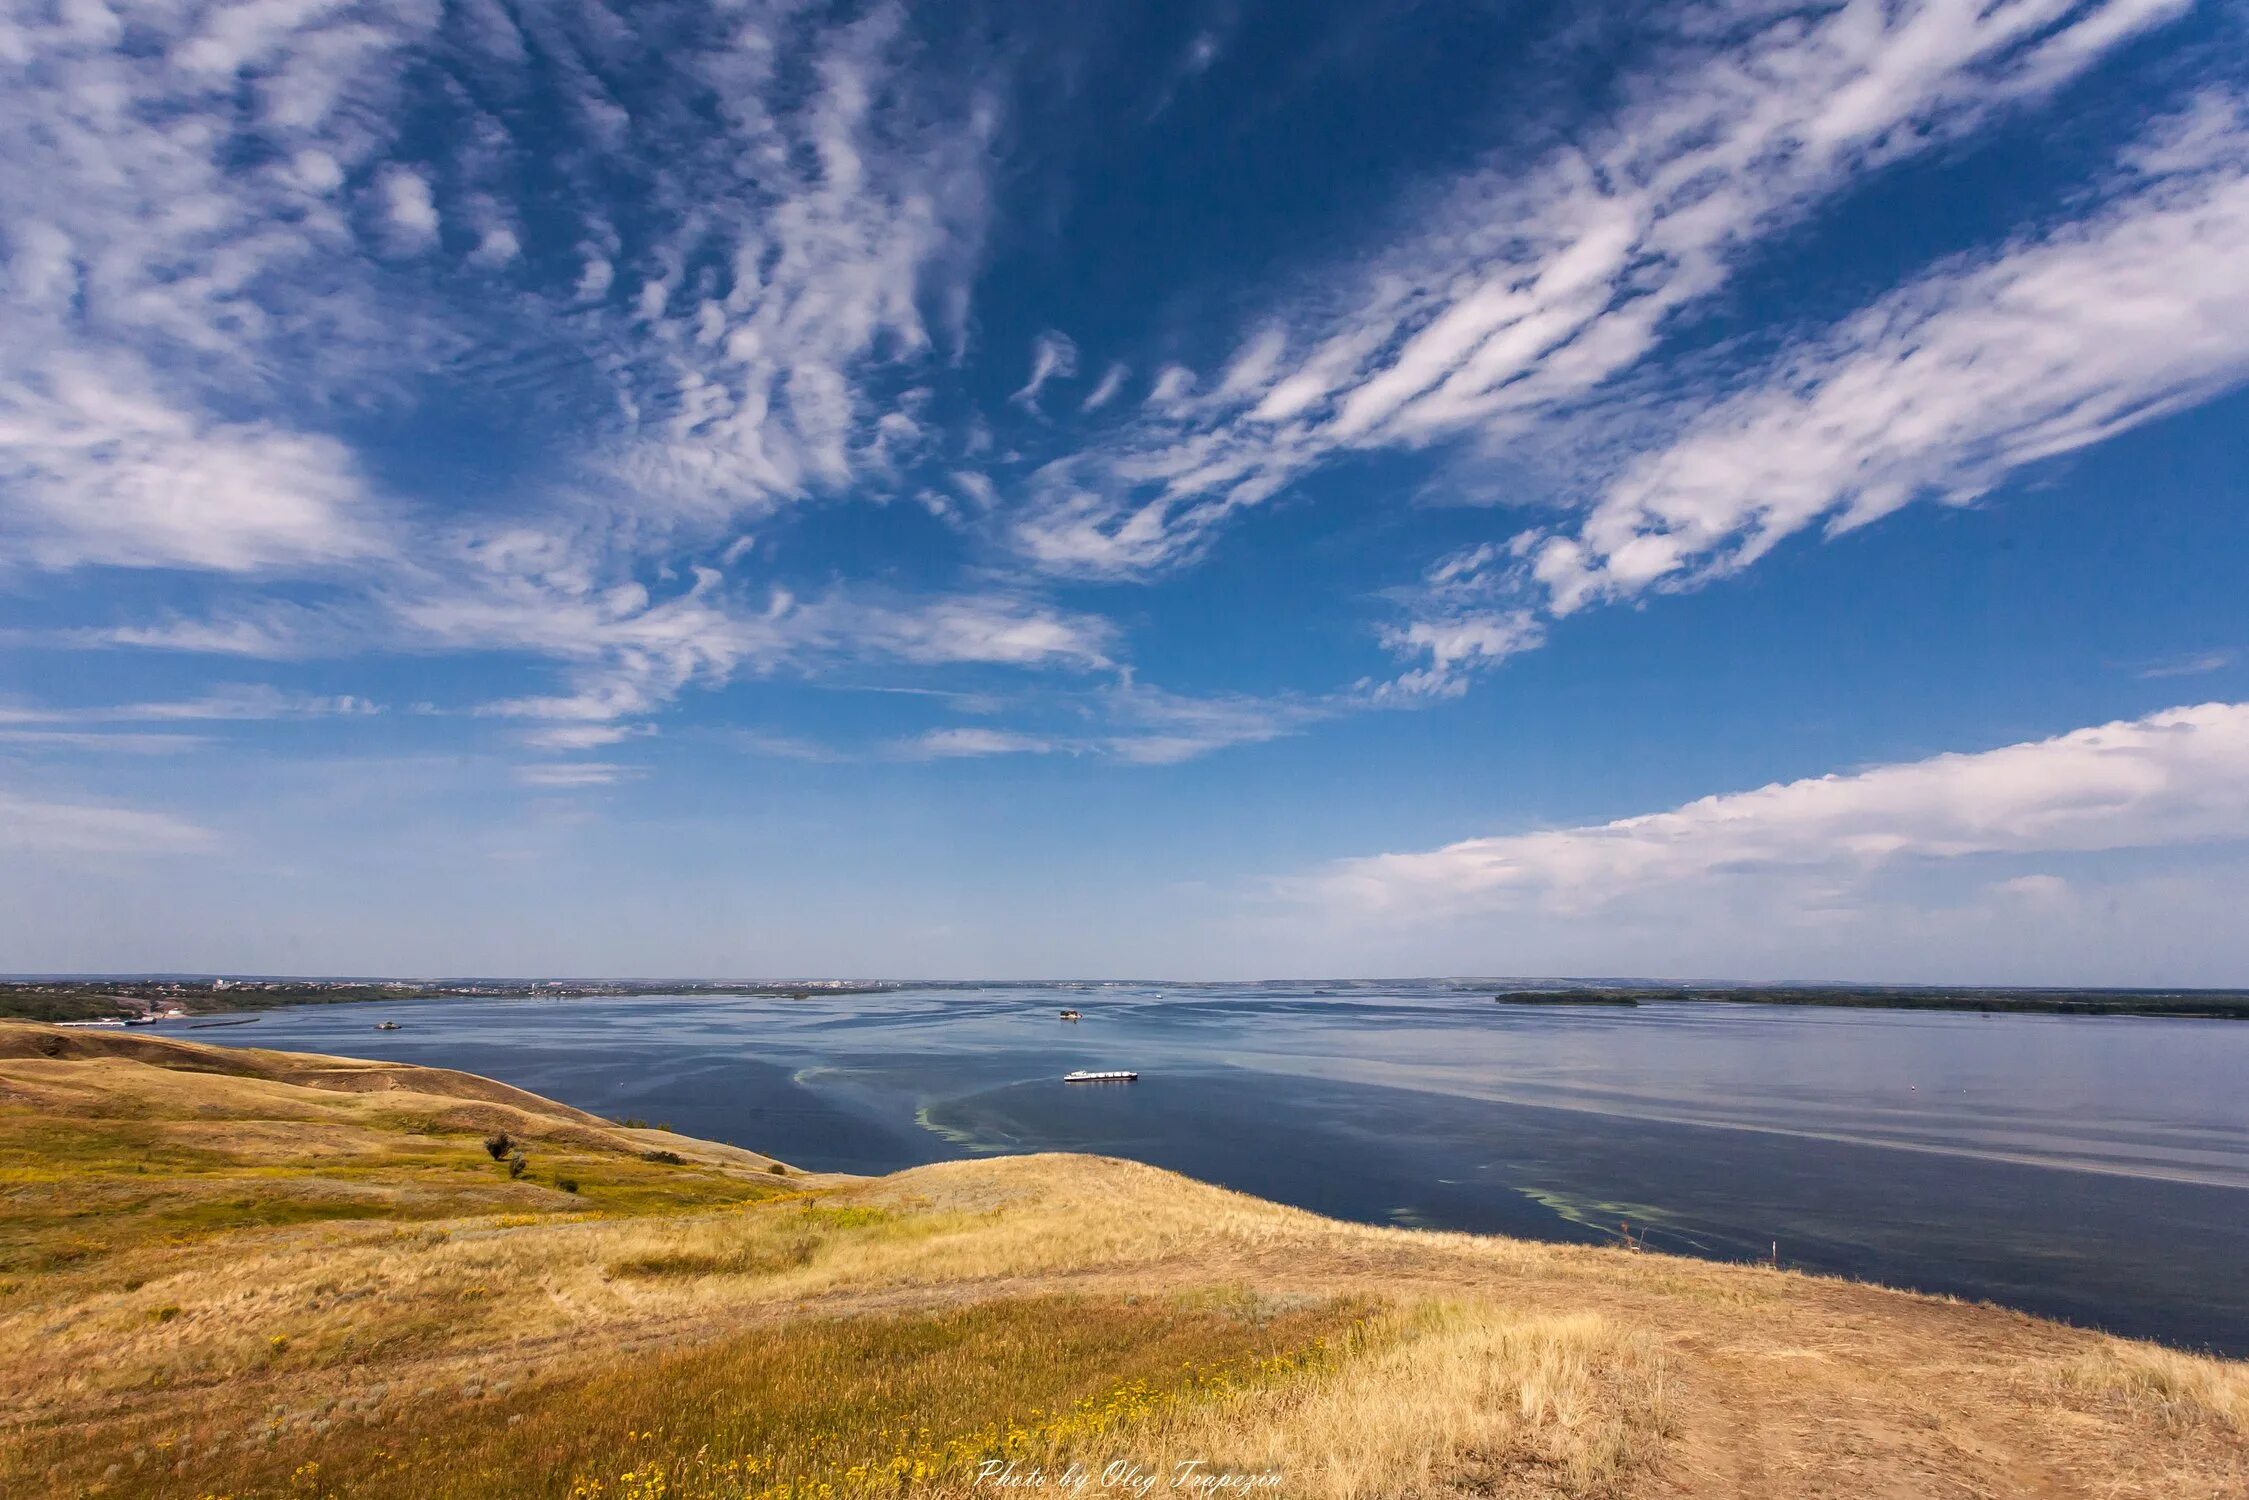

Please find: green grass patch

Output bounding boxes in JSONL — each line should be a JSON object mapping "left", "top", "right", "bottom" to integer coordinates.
{"left": 602, "top": 1201, "right": 935, "bottom": 1280}
{"left": 10, "top": 1293, "right": 1375, "bottom": 1499}
{"left": 0, "top": 1103, "right": 789, "bottom": 1275}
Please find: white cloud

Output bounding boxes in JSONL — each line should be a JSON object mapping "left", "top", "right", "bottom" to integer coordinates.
{"left": 1080, "top": 363, "right": 1129, "bottom": 413}
{"left": 855, "top": 596, "right": 1113, "bottom": 671}
{"left": 1530, "top": 101, "right": 2249, "bottom": 614}
{"left": 1099, "top": 680, "right": 1320, "bottom": 764}
{"left": 1372, "top": 598, "right": 1546, "bottom": 699}
{"left": 0, "top": 686, "right": 380, "bottom": 724}
{"left": 834, "top": 680, "right": 1325, "bottom": 766}
{"left": 1009, "top": 0, "right": 2196, "bottom": 577}
{"left": 418, "top": 521, "right": 1115, "bottom": 733}
{"left": 522, "top": 723, "right": 656, "bottom": 751}
{"left": 0, "top": 730, "right": 208, "bottom": 755}
{"left": 377, "top": 165, "right": 440, "bottom": 254}
{"left": 1145, "top": 365, "right": 1195, "bottom": 412}
{"left": 1309, "top": 702, "right": 2249, "bottom": 918}
{"left": 48, "top": 603, "right": 366, "bottom": 659}
{"left": 0, "top": 0, "right": 1005, "bottom": 584}
{"left": 471, "top": 224, "right": 521, "bottom": 267}
{"left": 1991, "top": 872, "right": 2070, "bottom": 902}
{"left": 589, "top": 5, "right": 1001, "bottom": 519}
{"left": 0, "top": 352, "right": 384, "bottom": 572}
{"left": 1011, "top": 331, "right": 1079, "bottom": 411}
{"left": 906, "top": 727, "right": 1055, "bottom": 758}
{"left": 2139, "top": 649, "right": 2234, "bottom": 679}
{"left": 129, "top": 688, "right": 380, "bottom": 722}
{"left": 574, "top": 254, "right": 615, "bottom": 302}
{"left": 515, "top": 762, "right": 635, "bottom": 788}
{"left": 0, "top": 789, "right": 216, "bottom": 854}
{"left": 0, "top": 0, "right": 434, "bottom": 367}
{"left": 1364, "top": 544, "right": 1548, "bottom": 696}
{"left": 0, "top": 0, "right": 430, "bottom": 573}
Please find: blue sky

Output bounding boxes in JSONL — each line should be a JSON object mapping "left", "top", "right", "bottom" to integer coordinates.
{"left": 5, "top": 0, "right": 2249, "bottom": 981}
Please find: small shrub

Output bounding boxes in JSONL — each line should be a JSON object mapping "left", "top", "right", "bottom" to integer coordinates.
{"left": 640, "top": 1149, "right": 685, "bottom": 1166}
{"left": 506, "top": 1152, "right": 528, "bottom": 1180}
{"left": 556, "top": 1177, "right": 579, "bottom": 1194}
{"left": 767, "top": 1162, "right": 786, "bottom": 1175}
{"left": 483, "top": 1132, "right": 514, "bottom": 1161}
{"left": 150, "top": 1305, "right": 181, "bottom": 1324}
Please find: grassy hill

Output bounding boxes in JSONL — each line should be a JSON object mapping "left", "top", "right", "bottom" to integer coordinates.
{"left": 1, "top": 1022, "right": 2242, "bottom": 1499}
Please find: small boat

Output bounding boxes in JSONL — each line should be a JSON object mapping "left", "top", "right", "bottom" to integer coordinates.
{"left": 1062, "top": 1069, "right": 1138, "bottom": 1083}
{"left": 1058, "top": 1009, "right": 1082, "bottom": 1021}
{"left": 375, "top": 1020, "right": 403, "bottom": 1031}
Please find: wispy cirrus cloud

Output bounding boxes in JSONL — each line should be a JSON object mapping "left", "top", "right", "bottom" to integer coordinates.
{"left": 1097, "top": 680, "right": 1321, "bottom": 764}
{"left": 1080, "top": 363, "right": 1130, "bottom": 414}
{"left": 0, "top": 686, "right": 380, "bottom": 725}
{"left": 0, "top": 730, "right": 209, "bottom": 755}
{"left": 520, "top": 723, "right": 658, "bottom": 752}
{"left": 0, "top": 354, "right": 389, "bottom": 573}
{"left": 1306, "top": 701, "right": 2249, "bottom": 918}
{"left": 0, "top": 0, "right": 441, "bottom": 574}
{"left": 891, "top": 680, "right": 1325, "bottom": 765}
{"left": 419, "top": 518, "right": 1115, "bottom": 744}
{"left": 1011, "top": 332, "right": 1080, "bottom": 413}
{"left": 1366, "top": 550, "right": 1546, "bottom": 699}
{"left": 1365, "top": 93, "right": 2249, "bottom": 693}
{"left": 572, "top": 2, "right": 1001, "bottom": 519}
{"left": 1522, "top": 98, "right": 2249, "bottom": 618}
{"left": 1007, "top": 0, "right": 2195, "bottom": 581}
{"left": 514, "top": 761, "right": 638, "bottom": 789}
{"left": 0, "top": 788, "right": 217, "bottom": 854}
{"left": 904, "top": 727, "right": 1058, "bottom": 759}
{"left": 2139, "top": 650, "right": 2235, "bottom": 680}
{"left": 1, "top": 0, "right": 1003, "bottom": 561}
{"left": 0, "top": 0, "right": 1056, "bottom": 793}
{"left": 42, "top": 604, "right": 368, "bottom": 660}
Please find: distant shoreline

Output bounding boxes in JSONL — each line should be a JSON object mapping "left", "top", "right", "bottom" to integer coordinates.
{"left": 3, "top": 976, "right": 2245, "bottom": 1024}
{"left": 1491, "top": 986, "right": 2249, "bottom": 1019}
{"left": 0, "top": 978, "right": 891, "bottom": 1024}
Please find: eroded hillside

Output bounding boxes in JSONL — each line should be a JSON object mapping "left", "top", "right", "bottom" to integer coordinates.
{"left": 1, "top": 1023, "right": 2242, "bottom": 1499}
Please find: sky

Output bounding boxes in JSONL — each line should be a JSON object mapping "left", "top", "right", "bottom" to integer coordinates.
{"left": 4, "top": 0, "right": 2249, "bottom": 983}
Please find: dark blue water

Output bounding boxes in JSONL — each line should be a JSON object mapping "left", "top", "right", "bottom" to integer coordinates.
{"left": 174, "top": 983, "right": 2249, "bottom": 1355}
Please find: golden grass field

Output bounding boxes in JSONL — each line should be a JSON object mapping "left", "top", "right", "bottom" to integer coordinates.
{"left": 1, "top": 1021, "right": 2243, "bottom": 1499}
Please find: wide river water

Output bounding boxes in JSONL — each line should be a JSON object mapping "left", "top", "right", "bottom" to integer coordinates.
{"left": 178, "top": 982, "right": 2249, "bottom": 1355}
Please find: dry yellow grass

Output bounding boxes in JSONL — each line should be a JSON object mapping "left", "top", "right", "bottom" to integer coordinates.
{"left": 1, "top": 1022, "right": 2244, "bottom": 1499}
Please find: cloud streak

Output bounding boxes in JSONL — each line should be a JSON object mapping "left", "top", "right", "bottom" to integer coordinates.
{"left": 1309, "top": 702, "right": 2249, "bottom": 918}
{"left": 0, "top": 788, "right": 217, "bottom": 855}
{"left": 1527, "top": 99, "right": 2249, "bottom": 615}
{"left": 1008, "top": 0, "right": 2195, "bottom": 579}
{"left": 0, "top": 0, "right": 1004, "bottom": 583}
